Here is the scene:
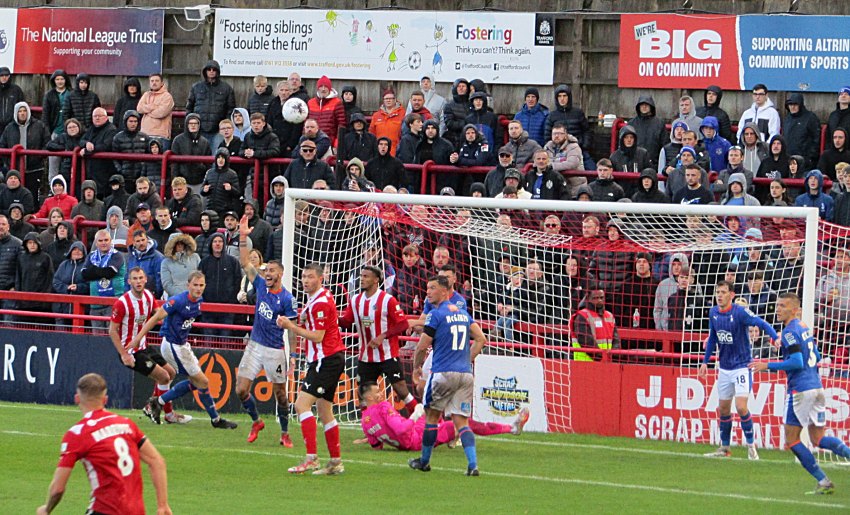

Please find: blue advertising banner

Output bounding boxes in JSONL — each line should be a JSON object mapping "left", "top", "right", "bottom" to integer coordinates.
{"left": 738, "top": 15, "right": 850, "bottom": 92}
{"left": 0, "top": 329, "right": 133, "bottom": 408}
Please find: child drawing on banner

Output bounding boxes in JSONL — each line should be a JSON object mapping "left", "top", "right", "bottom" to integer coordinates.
{"left": 380, "top": 23, "right": 404, "bottom": 72}
{"left": 365, "top": 20, "right": 374, "bottom": 51}
{"left": 349, "top": 16, "right": 360, "bottom": 46}
{"left": 425, "top": 23, "right": 447, "bottom": 75}
{"left": 319, "top": 10, "right": 346, "bottom": 30}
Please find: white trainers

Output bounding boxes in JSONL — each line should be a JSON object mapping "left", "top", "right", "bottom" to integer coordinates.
{"left": 288, "top": 456, "right": 320, "bottom": 474}
{"left": 410, "top": 404, "right": 426, "bottom": 422}
{"left": 164, "top": 412, "right": 193, "bottom": 424}
{"left": 312, "top": 458, "right": 344, "bottom": 475}
{"left": 704, "top": 447, "right": 731, "bottom": 458}
{"left": 748, "top": 444, "right": 760, "bottom": 461}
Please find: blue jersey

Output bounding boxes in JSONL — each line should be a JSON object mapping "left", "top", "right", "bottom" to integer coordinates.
{"left": 779, "top": 319, "right": 823, "bottom": 393}
{"left": 704, "top": 304, "right": 778, "bottom": 370}
{"left": 251, "top": 275, "right": 297, "bottom": 349}
{"left": 425, "top": 300, "right": 474, "bottom": 374}
{"left": 423, "top": 291, "right": 467, "bottom": 315}
{"left": 160, "top": 291, "right": 202, "bottom": 345}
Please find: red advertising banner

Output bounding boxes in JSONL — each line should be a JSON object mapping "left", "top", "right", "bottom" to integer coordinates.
{"left": 560, "top": 360, "right": 850, "bottom": 447}
{"left": 618, "top": 14, "right": 742, "bottom": 90}
{"left": 8, "top": 8, "right": 163, "bottom": 76}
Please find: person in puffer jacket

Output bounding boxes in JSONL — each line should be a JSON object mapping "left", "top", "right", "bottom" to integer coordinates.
{"left": 170, "top": 112, "right": 211, "bottom": 191}
{"left": 126, "top": 230, "right": 164, "bottom": 298}
{"left": 609, "top": 125, "right": 649, "bottom": 197}
{"left": 307, "top": 75, "right": 346, "bottom": 146}
{"left": 513, "top": 87, "right": 548, "bottom": 146}
{"left": 696, "top": 85, "right": 734, "bottom": 143}
{"left": 112, "top": 110, "right": 149, "bottom": 189}
{"left": 795, "top": 169, "right": 834, "bottom": 221}
{"left": 45, "top": 118, "right": 83, "bottom": 185}
{"left": 34, "top": 175, "right": 78, "bottom": 219}
{"left": 17, "top": 231, "right": 55, "bottom": 320}
{"left": 52, "top": 240, "right": 88, "bottom": 320}
{"left": 160, "top": 233, "right": 200, "bottom": 298}
{"left": 465, "top": 91, "right": 500, "bottom": 150}
{"left": 628, "top": 95, "right": 667, "bottom": 169}
{"left": 195, "top": 210, "right": 219, "bottom": 260}
{"left": 186, "top": 59, "right": 236, "bottom": 145}
{"left": 201, "top": 148, "right": 241, "bottom": 218}
{"left": 699, "top": 116, "right": 732, "bottom": 172}
{"left": 113, "top": 77, "right": 142, "bottom": 132}
{"left": 139, "top": 138, "right": 165, "bottom": 191}
{"left": 62, "top": 73, "right": 101, "bottom": 131}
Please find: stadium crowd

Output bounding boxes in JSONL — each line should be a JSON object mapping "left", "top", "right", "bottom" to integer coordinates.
{"left": 1, "top": 63, "right": 849, "bottom": 359}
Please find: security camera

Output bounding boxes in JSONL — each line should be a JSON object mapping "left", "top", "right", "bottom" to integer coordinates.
{"left": 184, "top": 4, "right": 212, "bottom": 22}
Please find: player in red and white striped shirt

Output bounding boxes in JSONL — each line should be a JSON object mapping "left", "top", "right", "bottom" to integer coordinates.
{"left": 109, "top": 267, "right": 191, "bottom": 425}
{"left": 279, "top": 263, "right": 346, "bottom": 475}
{"left": 340, "top": 265, "right": 418, "bottom": 415}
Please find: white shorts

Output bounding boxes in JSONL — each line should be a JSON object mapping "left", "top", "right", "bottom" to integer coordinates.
{"left": 160, "top": 338, "right": 201, "bottom": 377}
{"left": 717, "top": 367, "right": 752, "bottom": 400}
{"left": 237, "top": 339, "right": 287, "bottom": 383}
{"left": 784, "top": 388, "right": 827, "bottom": 428}
{"left": 425, "top": 371, "right": 474, "bottom": 417}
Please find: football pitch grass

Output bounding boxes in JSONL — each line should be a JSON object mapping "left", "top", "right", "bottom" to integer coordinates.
{"left": 2, "top": 402, "right": 848, "bottom": 514}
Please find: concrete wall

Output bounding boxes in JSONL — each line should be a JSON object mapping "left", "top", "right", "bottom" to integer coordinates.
{"left": 2, "top": 1, "right": 848, "bottom": 129}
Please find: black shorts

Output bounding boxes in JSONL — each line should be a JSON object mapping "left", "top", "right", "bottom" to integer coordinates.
{"left": 358, "top": 358, "right": 404, "bottom": 385}
{"left": 301, "top": 353, "right": 345, "bottom": 402}
{"left": 124, "top": 347, "right": 167, "bottom": 376}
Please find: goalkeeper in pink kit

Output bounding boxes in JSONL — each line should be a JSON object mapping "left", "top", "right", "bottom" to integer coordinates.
{"left": 358, "top": 382, "right": 529, "bottom": 451}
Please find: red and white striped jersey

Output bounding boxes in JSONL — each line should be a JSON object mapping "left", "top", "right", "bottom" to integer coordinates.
{"left": 341, "top": 290, "right": 407, "bottom": 362}
{"left": 301, "top": 287, "right": 344, "bottom": 363}
{"left": 111, "top": 290, "right": 156, "bottom": 353}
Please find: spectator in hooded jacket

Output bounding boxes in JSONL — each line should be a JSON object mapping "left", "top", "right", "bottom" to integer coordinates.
{"left": 166, "top": 176, "right": 203, "bottom": 228}
{"left": 267, "top": 80, "right": 303, "bottom": 156}
{"left": 417, "top": 120, "right": 455, "bottom": 192}
{"left": 186, "top": 60, "right": 235, "bottom": 149}
{"left": 138, "top": 137, "right": 165, "bottom": 192}
{"left": 341, "top": 85, "right": 363, "bottom": 128}
{"left": 442, "top": 78, "right": 471, "bottom": 149}
{"left": 466, "top": 91, "right": 500, "bottom": 150}
{"left": 699, "top": 116, "right": 731, "bottom": 173}
{"left": 160, "top": 233, "right": 200, "bottom": 298}
{"left": 0, "top": 67, "right": 25, "bottom": 135}
{"left": 609, "top": 124, "right": 649, "bottom": 197}
{"left": 45, "top": 221, "right": 74, "bottom": 269}
{"left": 659, "top": 120, "right": 688, "bottom": 176}
{"left": 545, "top": 84, "right": 591, "bottom": 153}
{"left": 783, "top": 92, "right": 821, "bottom": 169}
{"left": 721, "top": 172, "right": 760, "bottom": 207}
{"left": 16, "top": 232, "right": 54, "bottom": 322}
{"left": 230, "top": 107, "right": 250, "bottom": 141}
{"left": 113, "top": 77, "right": 142, "bottom": 132}
{"left": 340, "top": 113, "right": 377, "bottom": 162}
{"left": 71, "top": 180, "right": 103, "bottom": 243}
{"left": 7, "top": 203, "right": 34, "bottom": 241}
{"left": 35, "top": 175, "right": 78, "bottom": 219}
{"left": 756, "top": 135, "right": 791, "bottom": 200}
{"left": 0, "top": 102, "right": 50, "bottom": 199}
{"left": 738, "top": 122, "right": 769, "bottom": 175}
{"left": 589, "top": 159, "right": 624, "bottom": 202}
{"left": 284, "top": 139, "right": 336, "bottom": 190}
{"left": 696, "top": 85, "right": 734, "bottom": 143}
{"left": 264, "top": 175, "right": 288, "bottom": 228}
{"left": 307, "top": 75, "right": 346, "bottom": 146}
{"left": 628, "top": 95, "right": 666, "bottom": 169}
{"left": 103, "top": 205, "right": 128, "bottom": 252}
{"left": 364, "top": 137, "right": 404, "bottom": 191}
{"left": 102, "top": 175, "right": 128, "bottom": 220}
{"left": 341, "top": 157, "right": 375, "bottom": 193}
{"left": 112, "top": 110, "right": 149, "bottom": 190}
{"left": 62, "top": 73, "right": 101, "bottom": 131}
{"left": 45, "top": 118, "right": 83, "bottom": 186}
{"left": 80, "top": 108, "right": 117, "bottom": 198}
{"left": 736, "top": 84, "right": 781, "bottom": 143}
{"left": 202, "top": 148, "right": 241, "bottom": 218}
{"left": 455, "top": 124, "right": 493, "bottom": 167}
{"left": 370, "top": 89, "right": 405, "bottom": 156}
{"left": 247, "top": 75, "right": 274, "bottom": 116}
{"left": 513, "top": 87, "right": 548, "bottom": 146}
{"left": 713, "top": 146, "right": 754, "bottom": 197}
{"left": 170, "top": 113, "right": 211, "bottom": 194}
{"left": 631, "top": 168, "right": 669, "bottom": 204}
{"left": 834, "top": 167, "right": 850, "bottom": 226}
{"left": 124, "top": 176, "right": 162, "bottom": 224}
{"left": 242, "top": 198, "right": 272, "bottom": 258}
{"left": 795, "top": 169, "right": 834, "bottom": 221}
{"left": 137, "top": 73, "right": 174, "bottom": 142}
{"left": 195, "top": 210, "right": 219, "bottom": 259}
{"left": 126, "top": 230, "right": 164, "bottom": 298}
{"left": 818, "top": 128, "right": 850, "bottom": 181}
{"left": 673, "top": 96, "right": 702, "bottom": 140}
{"left": 198, "top": 232, "right": 241, "bottom": 336}
{"left": 827, "top": 86, "right": 850, "bottom": 140}
{"left": 504, "top": 120, "right": 542, "bottom": 167}
{"left": 42, "top": 69, "right": 71, "bottom": 182}
{"left": 52, "top": 240, "right": 87, "bottom": 322}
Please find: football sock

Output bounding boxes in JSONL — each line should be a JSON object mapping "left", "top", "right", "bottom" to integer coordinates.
{"left": 739, "top": 411, "right": 754, "bottom": 445}
{"left": 277, "top": 400, "right": 289, "bottom": 433}
{"left": 469, "top": 419, "right": 512, "bottom": 436}
{"left": 197, "top": 388, "right": 219, "bottom": 420}
{"left": 155, "top": 384, "right": 173, "bottom": 414}
{"left": 299, "top": 412, "right": 318, "bottom": 455}
{"left": 324, "top": 420, "right": 341, "bottom": 459}
{"left": 241, "top": 394, "right": 259, "bottom": 422}
{"left": 790, "top": 441, "right": 827, "bottom": 481}
{"left": 719, "top": 414, "right": 733, "bottom": 447}
{"left": 818, "top": 436, "right": 850, "bottom": 458}
{"left": 160, "top": 380, "right": 192, "bottom": 404}
{"left": 404, "top": 394, "right": 418, "bottom": 414}
{"left": 421, "top": 423, "right": 438, "bottom": 464}
{"left": 459, "top": 426, "right": 478, "bottom": 469}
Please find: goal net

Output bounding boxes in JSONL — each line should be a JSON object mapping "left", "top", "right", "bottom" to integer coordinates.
{"left": 281, "top": 189, "right": 849, "bottom": 446}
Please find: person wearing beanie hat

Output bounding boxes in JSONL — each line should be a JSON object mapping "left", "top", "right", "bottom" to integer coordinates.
{"left": 469, "top": 182, "right": 486, "bottom": 197}
{"left": 744, "top": 227, "right": 763, "bottom": 241}
{"left": 513, "top": 86, "right": 548, "bottom": 146}
{"left": 370, "top": 88, "right": 405, "bottom": 157}
{"left": 440, "top": 186, "right": 455, "bottom": 196}
{"left": 827, "top": 86, "right": 850, "bottom": 141}
{"left": 0, "top": 169, "right": 35, "bottom": 215}
{"left": 307, "top": 74, "right": 345, "bottom": 147}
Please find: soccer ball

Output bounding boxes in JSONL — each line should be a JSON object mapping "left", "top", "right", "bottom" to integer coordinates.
{"left": 282, "top": 98, "right": 309, "bottom": 124}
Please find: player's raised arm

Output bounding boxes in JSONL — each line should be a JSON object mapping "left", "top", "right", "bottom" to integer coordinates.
{"left": 469, "top": 322, "right": 487, "bottom": 362}
{"left": 130, "top": 307, "right": 169, "bottom": 350}
{"left": 239, "top": 215, "right": 257, "bottom": 282}
{"left": 138, "top": 439, "right": 171, "bottom": 515}
{"left": 36, "top": 466, "right": 73, "bottom": 515}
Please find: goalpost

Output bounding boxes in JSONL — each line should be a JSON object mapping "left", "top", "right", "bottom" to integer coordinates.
{"left": 280, "top": 188, "right": 849, "bottom": 447}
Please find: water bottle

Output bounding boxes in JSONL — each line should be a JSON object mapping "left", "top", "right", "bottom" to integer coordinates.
{"left": 632, "top": 308, "right": 640, "bottom": 328}
{"left": 820, "top": 357, "right": 832, "bottom": 379}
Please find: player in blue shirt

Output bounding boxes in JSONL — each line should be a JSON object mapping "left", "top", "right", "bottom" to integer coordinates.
{"left": 750, "top": 293, "right": 850, "bottom": 495}
{"left": 237, "top": 215, "right": 298, "bottom": 446}
{"left": 698, "top": 280, "right": 778, "bottom": 460}
{"left": 408, "top": 263, "right": 467, "bottom": 331}
{"left": 131, "top": 271, "right": 237, "bottom": 429}
{"left": 409, "top": 275, "right": 487, "bottom": 476}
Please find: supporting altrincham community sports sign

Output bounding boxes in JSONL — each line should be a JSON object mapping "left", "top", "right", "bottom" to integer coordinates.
{"left": 0, "top": 8, "right": 164, "bottom": 76}
{"left": 619, "top": 13, "right": 850, "bottom": 92}
{"left": 212, "top": 8, "right": 555, "bottom": 84}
